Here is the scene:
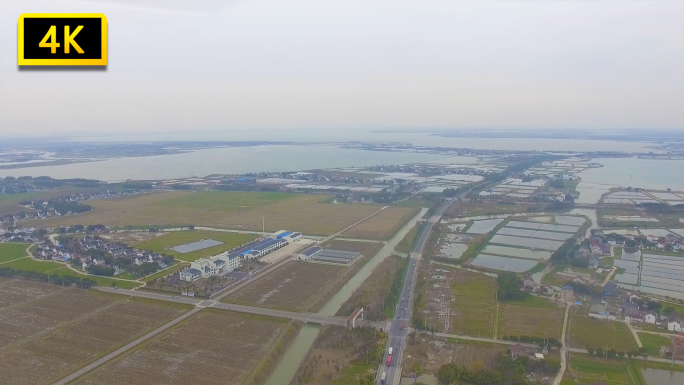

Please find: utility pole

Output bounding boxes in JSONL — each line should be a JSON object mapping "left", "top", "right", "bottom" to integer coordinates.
{"left": 262, "top": 216, "right": 265, "bottom": 233}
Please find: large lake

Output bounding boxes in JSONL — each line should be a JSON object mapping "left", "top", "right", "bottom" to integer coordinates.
{"left": 576, "top": 157, "right": 684, "bottom": 203}
{"left": 0, "top": 145, "right": 452, "bottom": 181}
{"left": 68, "top": 130, "right": 659, "bottom": 153}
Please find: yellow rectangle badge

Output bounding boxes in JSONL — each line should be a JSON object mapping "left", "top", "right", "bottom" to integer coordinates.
{"left": 18, "top": 13, "right": 107, "bottom": 66}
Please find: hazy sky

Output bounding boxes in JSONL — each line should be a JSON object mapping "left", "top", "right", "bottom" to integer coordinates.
{"left": 1, "top": 0, "right": 683, "bottom": 137}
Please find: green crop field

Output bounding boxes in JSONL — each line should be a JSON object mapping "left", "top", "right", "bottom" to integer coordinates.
{"left": 151, "top": 191, "right": 296, "bottom": 211}
{"left": 49, "top": 267, "right": 142, "bottom": 289}
{"left": 0, "top": 243, "right": 30, "bottom": 263}
{"left": 448, "top": 271, "right": 497, "bottom": 337}
{"left": 1, "top": 257, "right": 64, "bottom": 273}
{"left": 563, "top": 355, "right": 638, "bottom": 385}
{"left": 1, "top": 254, "right": 142, "bottom": 289}
{"left": 505, "top": 295, "right": 558, "bottom": 309}
{"left": 638, "top": 333, "right": 672, "bottom": 356}
{"left": 569, "top": 316, "right": 638, "bottom": 352}
{"left": 499, "top": 303, "right": 564, "bottom": 339}
{"left": 133, "top": 230, "right": 258, "bottom": 262}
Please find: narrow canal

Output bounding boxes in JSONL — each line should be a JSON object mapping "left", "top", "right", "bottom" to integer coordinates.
{"left": 264, "top": 207, "right": 429, "bottom": 385}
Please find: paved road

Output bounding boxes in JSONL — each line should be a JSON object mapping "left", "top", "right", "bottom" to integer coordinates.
{"left": 52, "top": 307, "right": 202, "bottom": 385}
{"left": 378, "top": 199, "right": 454, "bottom": 385}
{"left": 553, "top": 302, "right": 571, "bottom": 385}
{"left": 96, "top": 287, "right": 381, "bottom": 328}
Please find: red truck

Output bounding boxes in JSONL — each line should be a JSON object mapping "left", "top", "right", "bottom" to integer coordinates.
{"left": 386, "top": 355, "right": 392, "bottom": 367}
{"left": 399, "top": 323, "right": 404, "bottom": 330}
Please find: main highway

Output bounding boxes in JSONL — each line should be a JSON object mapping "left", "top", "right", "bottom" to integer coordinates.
{"left": 378, "top": 198, "right": 454, "bottom": 385}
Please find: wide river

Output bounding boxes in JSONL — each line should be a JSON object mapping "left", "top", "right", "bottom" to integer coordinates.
{"left": 264, "top": 208, "right": 428, "bottom": 385}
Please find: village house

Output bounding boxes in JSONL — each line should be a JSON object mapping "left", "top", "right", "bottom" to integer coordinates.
{"left": 522, "top": 276, "right": 536, "bottom": 291}
{"left": 510, "top": 343, "right": 526, "bottom": 359}
{"left": 604, "top": 282, "right": 618, "bottom": 297}
{"left": 560, "top": 285, "right": 574, "bottom": 303}
{"left": 623, "top": 301, "right": 641, "bottom": 321}
{"left": 668, "top": 316, "right": 682, "bottom": 332}
{"left": 644, "top": 312, "right": 657, "bottom": 324}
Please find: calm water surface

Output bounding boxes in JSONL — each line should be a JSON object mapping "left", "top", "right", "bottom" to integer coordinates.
{"left": 0, "top": 145, "right": 448, "bottom": 181}
{"left": 641, "top": 368, "right": 684, "bottom": 385}
{"left": 68, "top": 130, "right": 659, "bottom": 152}
{"left": 576, "top": 158, "right": 684, "bottom": 203}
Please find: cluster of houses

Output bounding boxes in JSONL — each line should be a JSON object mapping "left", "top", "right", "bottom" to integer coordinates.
{"left": 599, "top": 230, "right": 682, "bottom": 252}
{"left": 33, "top": 235, "right": 171, "bottom": 276}
{"left": 587, "top": 284, "right": 683, "bottom": 332}
{"left": 1, "top": 189, "right": 143, "bottom": 226}
{"left": 179, "top": 230, "right": 302, "bottom": 282}
{"left": 0, "top": 226, "right": 45, "bottom": 243}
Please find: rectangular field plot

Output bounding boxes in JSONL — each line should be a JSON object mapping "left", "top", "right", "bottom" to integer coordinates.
{"left": 481, "top": 245, "right": 552, "bottom": 260}
{"left": 505, "top": 221, "right": 543, "bottom": 230}
{"left": 565, "top": 356, "right": 637, "bottom": 385}
{"left": 641, "top": 266, "right": 682, "bottom": 280}
{"left": 0, "top": 280, "right": 66, "bottom": 310}
{"left": 446, "top": 270, "right": 496, "bottom": 337}
{"left": 465, "top": 219, "right": 504, "bottom": 234}
{"left": 471, "top": 254, "right": 538, "bottom": 273}
{"left": 152, "top": 191, "right": 297, "bottom": 210}
{"left": 439, "top": 242, "right": 468, "bottom": 259}
{"left": 224, "top": 261, "right": 345, "bottom": 311}
{"left": 649, "top": 192, "right": 683, "bottom": 200}
{"left": 639, "top": 229, "right": 676, "bottom": 238}
{"left": 0, "top": 288, "right": 117, "bottom": 350}
{"left": 614, "top": 273, "right": 638, "bottom": 285}
{"left": 497, "top": 227, "right": 536, "bottom": 237}
{"left": 340, "top": 206, "right": 417, "bottom": 239}
{"left": 538, "top": 223, "right": 579, "bottom": 233}
{"left": 554, "top": 215, "right": 586, "bottom": 226}
{"left": 24, "top": 192, "right": 393, "bottom": 237}
{"left": 74, "top": 310, "right": 289, "bottom": 385}
{"left": 489, "top": 235, "right": 564, "bottom": 251}
{"left": 497, "top": 227, "right": 571, "bottom": 241}
{"left": 0, "top": 243, "right": 29, "bottom": 263}
{"left": 0, "top": 298, "right": 189, "bottom": 385}
{"left": 569, "top": 316, "right": 638, "bottom": 351}
{"left": 499, "top": 304, "right": 563, "bottom": 339}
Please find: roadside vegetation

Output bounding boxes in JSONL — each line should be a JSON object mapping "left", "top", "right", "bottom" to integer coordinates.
{"left": 292, "top": 326, "right": 386, "bottom": 385}
{"left": 395, "top": 221, "right": 425, "bottom": 254}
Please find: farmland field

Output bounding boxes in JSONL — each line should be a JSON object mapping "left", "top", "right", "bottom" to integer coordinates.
{"left": 568, "top": 316, "right": 638, "bottom": 352}
{"left": 0, "top": 279, "right": 66, "bottom": 310}
{"left": 133, "top": 230, "right": 257, "bottom": 262}
{"left": 0, "top": 243, "right": 29, "bottom": 263}
{"left": 0, "top": 187, "right": 105, "bottom": 216}
{"left": 418, "top": 265, "right": 496, "bottom": 337}
{"left": 499, "top": 303, "right": 564, "bottom": 339}
{"left": 341, "top": 206, "right": 419, "bottom": 239}
{"left": 562, "top": 354, "right": 639, "bottom": 385}
{"left": 73, "top": 309, "right": 290, "bottom": 385}
{"left": 0, "top": 286, "right": 119, "bottom": 350}
{"left": 449, "top": 272, "right": 496, "bottom": 337}
{"left": 638, "top": 332, "right": 672, "bottom": 357}
{"left": 224, "top": 261, "right": 346, "bottom": 312}
{"left": 402, "top": 335, "right": 503, "bottom": 377}
{"left": 0, "top": 295, "right": 190, "bottom": 385}
{"left": 0, "top": 257, "right": 141, "bottom": 289}
{"left": 24, "top": 191, "right": 394, "bottom": 236}
{"left": 1, "top": 257, "right": 64, "bottom": 273}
